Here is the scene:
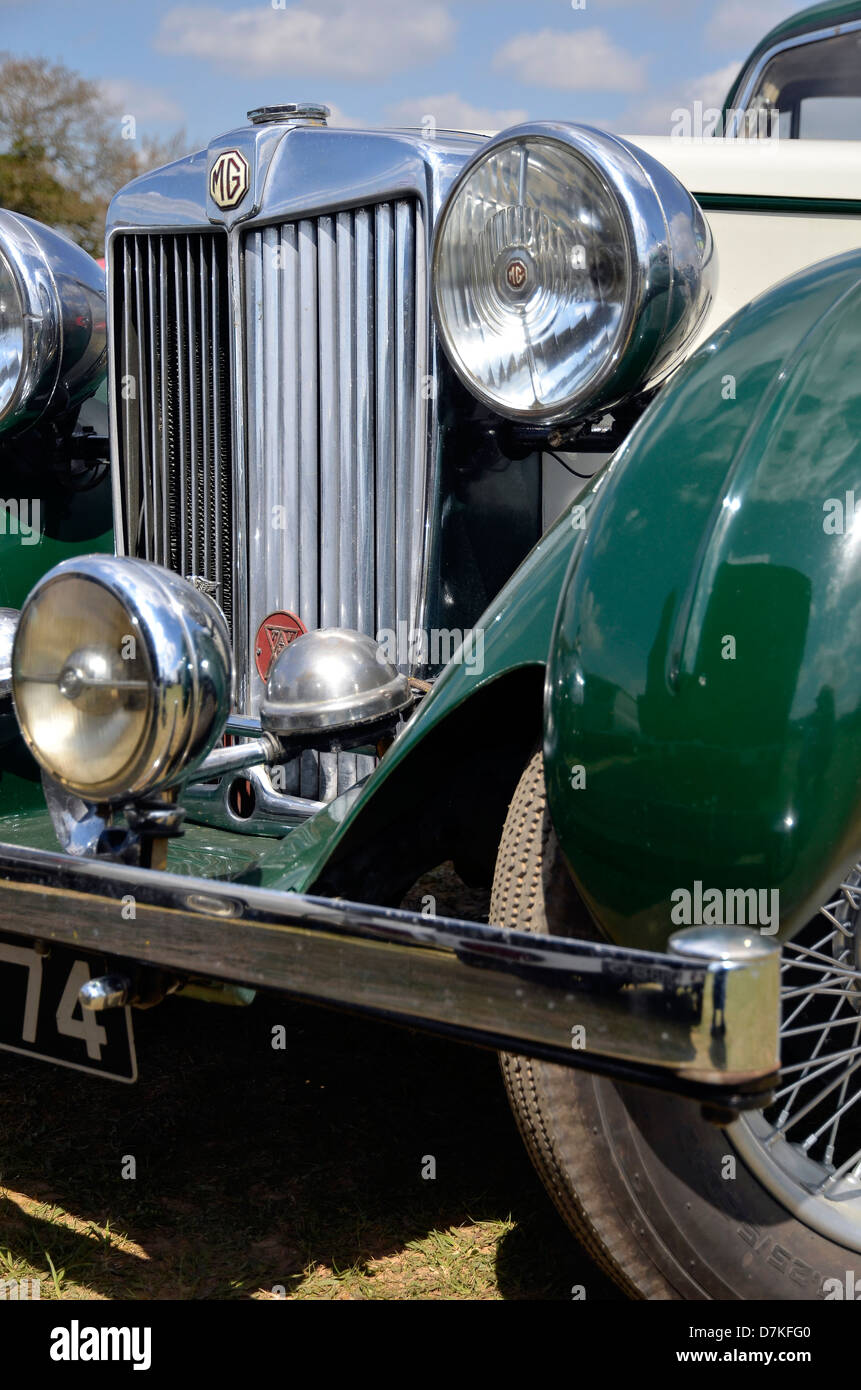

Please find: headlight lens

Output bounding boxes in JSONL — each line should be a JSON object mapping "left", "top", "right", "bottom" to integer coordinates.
{"left": 13, "top": 557, "right": 232, "bottom": 801}
{"left": 432, "top": 124, "right": 715, "bottom": 423}
{"left": 0, "top": 250, "right": 24, "bottom": 420}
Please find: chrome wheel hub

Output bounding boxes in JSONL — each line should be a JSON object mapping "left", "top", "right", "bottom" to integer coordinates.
{"left": 732, "top": 862, "right": 861, "bottom": 1249}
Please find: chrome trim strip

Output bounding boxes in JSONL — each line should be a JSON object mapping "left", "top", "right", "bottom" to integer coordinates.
{"left": 227, "top": 227, "right": 249, "bottom": 707}
{"left": 0, "top": 840, "right": 779, "bottom": 1097}
{"left": 728, "top": 19, "right": 861, "bottom": 137}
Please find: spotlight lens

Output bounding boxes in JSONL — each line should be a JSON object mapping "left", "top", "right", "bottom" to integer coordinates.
{"left": 13, "top": 576, "right": 153, "bottom": 796}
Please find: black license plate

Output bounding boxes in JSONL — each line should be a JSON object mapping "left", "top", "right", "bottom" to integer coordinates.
{"left": 0, "top": 933, "right": 136, "bottom": 1082}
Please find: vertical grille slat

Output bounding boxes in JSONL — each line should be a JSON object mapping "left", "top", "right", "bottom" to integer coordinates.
{"left": 113, "top": 230, "right": 234, "bottom": 633}
{"left": 374, "top": 203, "right": 396, "bottom": 643}
{"left": 131, "top": 238, "right": 153, "bottom": 560}
{"left": 157, "top": 239, "right": 172, "bottom": 570}
{"left": 298, "top": 218, "right": 319, "bottom": 630}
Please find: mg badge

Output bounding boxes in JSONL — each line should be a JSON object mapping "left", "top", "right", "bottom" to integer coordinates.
{"left": 210, "top": 149, "right": 250, "bottom": 210}
{"left": 255, "top": 610, "right": 307, "bottom": 680}
{"left": 506, "top": 258, "right": 528, "bottom": 290}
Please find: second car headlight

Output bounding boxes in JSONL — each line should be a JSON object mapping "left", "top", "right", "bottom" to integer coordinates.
{"left": 0, "top": 209, "right": 106, "bottom": 436}
{"left": 432, "top": 123, "right": 715, "bottom": 424}
{"left": 12, "top": 557, "right": 232, "bottom": 801}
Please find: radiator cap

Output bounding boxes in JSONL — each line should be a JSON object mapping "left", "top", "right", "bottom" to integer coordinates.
{"left": 247, "top": 102, "right": 329, "bottom": 127}
{"left": 261, "top": 628, "right": 412, "bottom": 736}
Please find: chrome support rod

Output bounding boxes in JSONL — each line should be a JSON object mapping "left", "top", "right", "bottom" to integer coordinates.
{"left": 194, "top": 733, "right": 282, "bottom": 779}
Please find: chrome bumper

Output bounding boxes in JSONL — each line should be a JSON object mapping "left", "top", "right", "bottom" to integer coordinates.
{"left": 0, "top": 841, "right": 780, "bottom": 1108}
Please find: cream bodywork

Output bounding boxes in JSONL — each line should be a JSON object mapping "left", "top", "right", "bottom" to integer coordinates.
{"left": 543, "top": 135, "right": 861, "bottom": 526}
{"left": 633, "top": 135, "right": 861, "bottom": 343}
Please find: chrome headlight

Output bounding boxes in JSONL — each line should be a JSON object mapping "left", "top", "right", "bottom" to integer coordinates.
{"left": 12, "top": 557, "right": 232, "bottom": 801}
{"left": 432, "top": 123, "right": 715, "bottom": 424}
{"left": 0, "top": 210, "right": 106, "bottom": 436}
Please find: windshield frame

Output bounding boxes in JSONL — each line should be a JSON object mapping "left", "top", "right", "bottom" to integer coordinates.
{"left": 728, "top": 17, "right": 861, "bottom": 138}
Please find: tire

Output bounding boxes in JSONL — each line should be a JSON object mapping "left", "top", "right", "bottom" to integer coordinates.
{"left": 493, "top": 751, "right": 861, "bottom": 1300}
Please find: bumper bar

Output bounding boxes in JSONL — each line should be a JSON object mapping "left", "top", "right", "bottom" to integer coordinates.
{"left": 0, "top": 841, "right": 780, "bottom": 1107}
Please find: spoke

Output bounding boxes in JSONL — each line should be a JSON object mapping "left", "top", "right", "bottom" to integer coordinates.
{"left": 781, "top": 984, "right": 856, "bottom": 1001}
{"left": 825, "top": 1020, "right": 861, "bottom": 1166}
{"left": 779, "top": 959, "right": 861, "bottom": 980}
{"left": 819, "top": 906, "right": 854, "bottom": 939}
{"left": 782, "top": 939, "right": 853, "bottom": 970}
{"left": 800, "top": 1075, "right": 861, "bottom": 1154}
{"left": 815, "top": 1142, "right": 861, "bottom": 1193}
{"left": 771, "top": 1053, "right": 861, "bottom": 1139}
{"left": 779, "top": 1043, "right": 861, "bottom": 1076}
{"left": 783, "top": 928, "right": 846, "bottom": 963}
{"left": 781, "top": 983, "right": 832, "bottom": 1031}
{"left": 782, "top": 1014, "right": 861, "bottom": 1040}
{"left": 772, "top": 1049, "right": 858, "bottom": 1103}
{"left": 773, "top": 991, "right": 855, "bottom": 1120}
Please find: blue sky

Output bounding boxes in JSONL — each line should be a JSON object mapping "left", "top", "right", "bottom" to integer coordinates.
{"left": 1, "top": 0, "right": 805, "bottom": 147}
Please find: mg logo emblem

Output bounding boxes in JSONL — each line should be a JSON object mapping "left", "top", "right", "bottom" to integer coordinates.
{"left": 210, "top": 149, "right": 250, "bottom": 210}
{"left": 506, "top": 258, "right": 528, "bottom": 290}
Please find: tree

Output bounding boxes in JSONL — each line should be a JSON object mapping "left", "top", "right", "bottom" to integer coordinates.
{"left": 0, "top": 54, "right": 186, "bottom": 257}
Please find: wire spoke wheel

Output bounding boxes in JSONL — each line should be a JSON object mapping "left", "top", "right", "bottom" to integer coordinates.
{"left": 732, "top": 862, "right": 861, "bottom": 1249}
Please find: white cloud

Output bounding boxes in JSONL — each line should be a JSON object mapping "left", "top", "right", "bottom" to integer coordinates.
{"left": 620, "top": 62, "right": 741, "bottom": 134}
{"left": 156, "top": 2, "right": 455, "bottom": 80}
{"left": 385, "top": 93, "right": 527, "bottom": 134}
{"left": 99, "top": 78, "right": 185, "bottom": 125}
{"left": 493, "top": 27, "right": 647, "bottom": 93}
{"left": 324, "top": 102, "right": 366, "bottom": 129}
{"left": 706, "top": 0, "right": 800, "bottom": 50}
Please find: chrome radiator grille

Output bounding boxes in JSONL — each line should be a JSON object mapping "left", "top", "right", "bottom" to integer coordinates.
{"left": 242, "top": 199, "right": 429, "bottom": 798}
{"left": 112, "top": 198, "right": 430, "bottom": 803}
{"left": 112, "top": 232, "right": 234, "bottom": 632}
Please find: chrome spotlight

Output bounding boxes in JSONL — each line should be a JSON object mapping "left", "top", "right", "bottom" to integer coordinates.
{"left": 12, "top": 556, "right": 232, "bottom": 801}
{"left": 261, "top": 628, "right": 412, "bottom": 741}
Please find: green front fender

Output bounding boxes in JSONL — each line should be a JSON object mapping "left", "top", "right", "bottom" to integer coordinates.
{"left": 545, "top": 249, "right": 861, "bottom": 951}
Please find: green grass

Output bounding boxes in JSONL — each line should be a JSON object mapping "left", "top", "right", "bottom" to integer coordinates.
{"left": 0, "top": 866, "right": 622, "bottom": 1301}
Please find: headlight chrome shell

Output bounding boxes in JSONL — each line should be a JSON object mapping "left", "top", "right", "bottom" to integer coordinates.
{"left": 0, "top": 210, "right": 106, "bottom": 436}
{"left": 432, "top": 122, "right": 716, "bottom": 424}
{"left": 12, "top": 557, "right": 232, "bottom": 802}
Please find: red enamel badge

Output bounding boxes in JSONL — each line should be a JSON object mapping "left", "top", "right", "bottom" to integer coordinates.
{"left": 254, "top": 610, "right": 307, "bottom": 680}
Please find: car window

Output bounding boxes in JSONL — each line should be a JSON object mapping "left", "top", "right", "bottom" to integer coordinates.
{"left": 745, "top": 28, "right": 861, "bottom": 138}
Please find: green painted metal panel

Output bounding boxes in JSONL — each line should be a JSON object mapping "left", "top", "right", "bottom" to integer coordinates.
{"left": 545, "top": 249, "right": 861, "bottom": 950}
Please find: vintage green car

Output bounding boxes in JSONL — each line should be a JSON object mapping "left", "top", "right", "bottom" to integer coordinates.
{"left": 0, "top": 0, "right": 859, "bottom": 1300}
